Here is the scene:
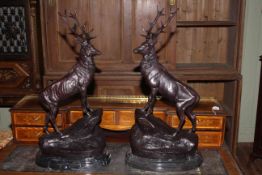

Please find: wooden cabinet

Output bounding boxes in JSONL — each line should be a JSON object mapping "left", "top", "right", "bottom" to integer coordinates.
{"left": 11, "top": 95, "right": 225, "bottom": 148}
{"left": 0, "top": 0, "right": 42, "bottom": 106}
{"left": 39, "top": 0, "right": 244, "bottom": 154}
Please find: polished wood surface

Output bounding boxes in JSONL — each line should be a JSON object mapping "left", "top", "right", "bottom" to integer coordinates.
{"left": 237, "top": 143, "right": 262, "bottom": 175}
{"left": 13, "top": 113, "right": 63, "bottom": 126}
{"left": 14, "top": 127, "right": 56, "bottom": 142}
{"left": 197, "top": 131, "right": 224, "bottom": 148}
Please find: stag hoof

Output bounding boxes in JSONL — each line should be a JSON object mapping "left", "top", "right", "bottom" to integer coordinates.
{"left": 188, "top": 129, "right": 196, "bottom": 133}
{"left": 84, "top": 112, "right": 92, "bottom": 118}
{"left": 44, "top": 129, "right": 50, "bottom": 135}
{"left": 58, "top": 132, "right": 63, "bottom": 137}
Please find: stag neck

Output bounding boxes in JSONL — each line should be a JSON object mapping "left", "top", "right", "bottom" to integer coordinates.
{"left": 143, "top": 48, "right": 157, "bottom": 60}
{"left": 79, "top": 55, "right": 94, "bottom": 67}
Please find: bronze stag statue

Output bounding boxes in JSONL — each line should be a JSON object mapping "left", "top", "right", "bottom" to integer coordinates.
{"left": 39, "top": 11, "right": 101, "bottom": 135}
{"left": 127, "top": 8, "right": 202, "bottom": 171}
{"left": 36, "top": 11, "right": 110, "bottom": 170}
{"left": 133, "top": 8, "right": 200, "bottom": 136}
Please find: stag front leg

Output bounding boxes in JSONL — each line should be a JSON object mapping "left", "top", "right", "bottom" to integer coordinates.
{"left": 49, "top": 107, "right": 62, "bottom": 136}
{"left": 80, "top": 88, "right": 92, "bottom": 118}
{"left": 44, "top": 113, "right": 50, "bottom": 134}
{"left": 144, "top": 88, "right": 158, "bottom": 116}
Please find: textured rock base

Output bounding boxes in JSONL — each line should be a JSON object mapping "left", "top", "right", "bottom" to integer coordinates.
{"left": 126, "top": 150, "right": 203, "bottom": 172}
{"left": 36, "top": 108, "right": 111, "bottom": 170}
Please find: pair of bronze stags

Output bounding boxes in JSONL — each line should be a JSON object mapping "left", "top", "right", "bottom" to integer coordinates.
{"left": 39, "top": 9, "right": 200, "bottom": 137}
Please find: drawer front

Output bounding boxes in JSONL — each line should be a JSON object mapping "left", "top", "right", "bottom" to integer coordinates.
{"left": 69, "top": 110, "right": 166, "bottom": 131}
{"left": 153, "top": 111, "right": 166, "bottom": 121}
{"left": 117, "top": 111, "right": 135, "bottom": 130}
{"left": 69, "top": 111, "right": 83, "bottom": 123}
{"left": 13, "top": 112, "right": 63, "bottom": 126}
{"left": 168, "top": 115, "right": 224, "bottom": 130}
{"left": 197, "top": 131, "right": 224, "bottom": 147}
{"left": 14, "top": 127, "right": 55, "bottom": 142}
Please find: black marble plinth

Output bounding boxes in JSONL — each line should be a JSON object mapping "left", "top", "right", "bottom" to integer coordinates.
{"left": 35, "top": 151, "right": 110, "bottom": 170}
{"left": 0, "top": 143, "right": 228, "bottom": 174}
{"left": 126, "top": 150, "right": 203, "bottom": 172}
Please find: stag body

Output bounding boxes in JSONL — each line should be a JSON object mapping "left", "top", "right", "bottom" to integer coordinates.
{"left": 134, "top": 8, "right": 200, "bottom": 135}
{"left": 39, "top": 11, "right": 100, "bottom": 135}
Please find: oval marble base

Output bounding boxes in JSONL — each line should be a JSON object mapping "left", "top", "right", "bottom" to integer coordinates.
{"left": 35, "top": 151, "right": 111, "bottom": 170}
{"left": 125, "top": 150, "right": 203, "bottom": 172}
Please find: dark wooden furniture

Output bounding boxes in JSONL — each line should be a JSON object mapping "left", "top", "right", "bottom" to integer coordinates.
{"left": 251, "top": 57, "right": 262, "bottom": 160}
{"left": 0, "top": 0, "right": 42, "bottom": 106}
{"left": 39, "top": 0, "right": 245, "bottom": 155}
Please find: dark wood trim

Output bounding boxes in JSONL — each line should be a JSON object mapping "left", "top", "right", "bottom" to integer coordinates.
{"left": 250, "top": 57, "right": 262, "bottom": 160}
{"left": 176, "top": 21, "right": 236, "bottom": 27}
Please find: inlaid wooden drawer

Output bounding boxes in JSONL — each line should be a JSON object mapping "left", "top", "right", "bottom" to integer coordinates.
{"left": 69, "top": 110, "right": 166, "bottom": 131}
{"left": 13, "top": 112, "right": 63, "bottom": 127}
{"left": 197, "top": 131, "right": 224, "bottom": 147}
{"left": 14, "top": 127, "right": 56, "bottom": 142}
{"left": 168, "top": 115, "right": 225, "bottom": 130}
{"left": 117, "top": 111, "right": 135, "bottom": 130}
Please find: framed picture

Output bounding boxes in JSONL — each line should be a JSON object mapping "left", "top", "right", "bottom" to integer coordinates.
{"left": 0, "top": 0, "right": 31, "bottom": 59}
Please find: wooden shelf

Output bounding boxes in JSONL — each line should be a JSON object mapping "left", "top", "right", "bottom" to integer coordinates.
{"left": 176, "top": 21, "right": 237, "bottom": 27}
{"left": 173, "top": 64, "right": 241, "bottom": 81}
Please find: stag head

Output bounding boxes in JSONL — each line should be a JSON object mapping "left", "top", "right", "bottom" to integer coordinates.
{"left": 59, "top": 10, "right": 101, "bottom": 56}
{"left": 133, "top": 8, "right": 176, "bottom": 55}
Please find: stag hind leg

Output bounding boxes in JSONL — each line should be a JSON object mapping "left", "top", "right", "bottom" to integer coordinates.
{"left": 49, "top": 106, "right": 62, "bottom": 135}
{"left": 185, "top": 107, "right": 197, "bottom": 133}
{"left": 44, "top": 113, "right": 50, "bottom": 134}
{"left": 173, "top": 106, "right": 186, "bottom": 137}
{"left": 80, "top": 87, "right": 92, "bottom": 118}
{"left": 185, "top": 95, "right": 200, "bottom": 133}
{"left": 44, "top": 104, "right": 62, "bottom": 136}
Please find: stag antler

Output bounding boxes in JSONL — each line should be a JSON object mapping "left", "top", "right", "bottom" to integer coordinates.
{"left": 143, "top": 8, "right": 176, "bottom": 39}
{"left": 58, "top": 10, "right": 94, "bottom": 40}
{"left": 154, "top": 9, "right": 176, "bottom": 36}
{"left": 146, "top": 7, "right": 165, "bottom": 34}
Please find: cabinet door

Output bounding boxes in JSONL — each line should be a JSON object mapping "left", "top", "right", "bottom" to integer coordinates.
{"left": 41, "top": 0, "right": 176, "bottom": 95}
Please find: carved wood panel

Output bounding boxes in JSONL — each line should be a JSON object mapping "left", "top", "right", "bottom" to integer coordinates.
{"left": 0, "top": 0, "right": 42, "bottom": 106}
{"left": 0, "top": 63, "right": 29, "bottom": 88}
